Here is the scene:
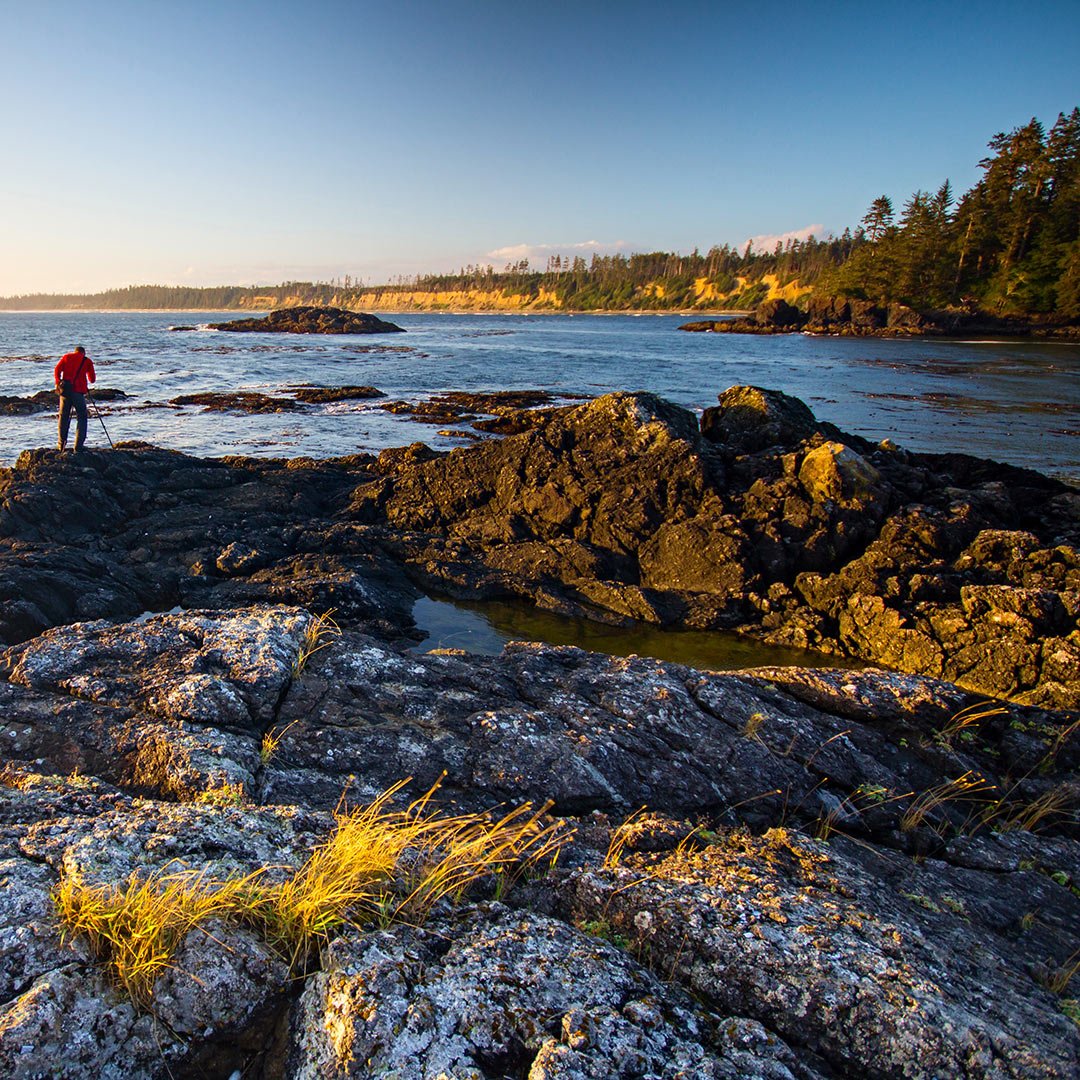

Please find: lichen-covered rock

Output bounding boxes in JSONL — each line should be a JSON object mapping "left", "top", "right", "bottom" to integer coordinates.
{"left": 0, "top": 964, "right": 183, "bottom": 1080}
{"left": 152, "top": 920, "right": 290, "bottom": 1039}
{"left": 557, "top": 830, "right": 1080, "bottom": 1079}
{"left": 286, "top": 905, "right": 816, "bottom": 1079}
{"left": 3, "top": 606, "right": 313, "bottom": 731}
{"left": 0, "top": 636, "right": 1077, "bottom": 1078}
{"left": 0, "top": 854, "right": 75, "bottom": 1004}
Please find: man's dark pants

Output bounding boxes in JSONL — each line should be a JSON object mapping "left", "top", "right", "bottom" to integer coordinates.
{"left": 58, "top": 392, "right": 88, "bottom": 451}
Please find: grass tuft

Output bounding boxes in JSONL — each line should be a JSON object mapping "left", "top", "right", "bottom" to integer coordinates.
{"left": 54, "top": 778, "right": 570, "bottom": 1005}
{"left": 603, "top": 807, "right": 649, "bottom": 870}
{"left": 899, "top": 771, "right": 996, "bottom": 833}
{"left": 260, "top": 718, "right": 302, "bottom": 764}
{"left": 933, "top": 701, "right": 1007, "bottom": 747}
{"left": 983, "top": 784, "right": 1076, "bottom": 834}
{"left": 1035, "top": 950, "right": 1080, "bottom": 996}
{"left": 291, "top": 609, "right": 341, "bottom": 678}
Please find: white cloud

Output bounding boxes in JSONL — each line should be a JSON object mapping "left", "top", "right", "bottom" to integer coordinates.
{"left": 485, "top": 239, "right": 631, "bottom": 264}
{"left": 744, "top": 224, "right": 827, "bottom": 253}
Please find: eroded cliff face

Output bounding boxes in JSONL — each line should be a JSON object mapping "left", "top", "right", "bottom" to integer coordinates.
{"left": 1, "top": 388, "right": 1078, "bottom": 1077}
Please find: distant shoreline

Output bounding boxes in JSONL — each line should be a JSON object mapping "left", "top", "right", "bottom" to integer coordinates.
{"left": 0, "top": 308, "right": 752, "bottom": 317}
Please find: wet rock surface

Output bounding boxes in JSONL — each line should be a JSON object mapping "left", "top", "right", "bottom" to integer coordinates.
{"left": 208, "top": 306, "right": 404, "bottom": 334}
{"left": 0, "top": 444, "right": 417, "bottom": 645}
{"left": 1, "top": 386, "right": 1079, "bottom": 1077}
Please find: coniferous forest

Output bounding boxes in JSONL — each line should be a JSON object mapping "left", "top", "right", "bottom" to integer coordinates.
{"left": 2, "top": 108, "right": 1076, "bottom": 319}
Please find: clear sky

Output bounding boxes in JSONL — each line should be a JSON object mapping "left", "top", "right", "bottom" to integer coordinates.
{"left": 2, "top": 0, "right": 1077, "bottom": 295}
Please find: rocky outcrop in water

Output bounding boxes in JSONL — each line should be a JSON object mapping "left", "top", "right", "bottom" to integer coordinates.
{"left": 208, "top": 306, "right": 404, "bottom": 334}
{"left": 166, "top": 386, "right": 386, "bottom": 413}
{"left": 681, "top": 297, "right": 1080, "bottom": 339}
{"left": 1, "top": 606, "right": 1078, "bottom": 1077}
{"left": 2, "top": 381, "right": 1078, "bottom": 707}
{"left": 0, "top": 388, "right": 127, "bottom": 415}
{"left": 2, "top": 383, "right": 1078, "bottom": 704}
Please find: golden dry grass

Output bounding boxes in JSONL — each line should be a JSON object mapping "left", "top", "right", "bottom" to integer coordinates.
{"left": 603, "top": 807, "right": 649, "bottom": 870}
{"left": 54, "top": 778, "right": 570, "bottom": 1004}
{"left": 934, "top": 701, "right": 1008, "bottom": 747}
{"left": 899, "top": 771, "right": 996, "bottom": 833}
{"left": 291, "top": 608, "right": 341, "bottom": 678}
{"left": 983, "top": 784, "right": 1076, "bottom": 834}
{"left": 259, "top": 718, "right": 302, "bottom": 764}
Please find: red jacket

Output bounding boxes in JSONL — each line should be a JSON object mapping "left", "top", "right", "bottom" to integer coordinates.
{"left": 55, "top": 352, "right": 96, "bottom": 394}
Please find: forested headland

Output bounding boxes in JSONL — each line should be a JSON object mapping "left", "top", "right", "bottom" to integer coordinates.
{"left": 2, "top": 108, "right": 1076, "bottom": 321}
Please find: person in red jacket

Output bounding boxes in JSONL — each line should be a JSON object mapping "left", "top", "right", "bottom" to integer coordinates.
{"left": 54, "top": 345, "right": 97, "bottom": 452}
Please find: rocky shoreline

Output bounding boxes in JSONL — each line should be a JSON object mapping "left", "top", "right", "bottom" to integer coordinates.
{"left": 681, "top": 297, "right": 1080, "bottom": 340}
{"left": 1, "top": 387, "right": 1078, "bottom": 1077}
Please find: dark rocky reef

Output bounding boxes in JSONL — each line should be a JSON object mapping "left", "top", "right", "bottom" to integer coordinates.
{"left": 169, "top": 386, "right": 386, "bottom": 413}
{"left": 169, "top": 390, "right": 305, "bottom": 413}
{"left": 682, "top": 296, "right": 1080, "bottom": 340}
{"left": 1, "top": 388, "right": 1079, "bottom": 1077}
{"left": 288, "top": 384, "right": 385, "bottom": 404}
{"left": 0, "top": 388, "right": 127, "bottom": 416}
{"left": 2, "top": 385, "right": 1077, "bottom": 704}
{"left": 208, "top": 305, "right": 405, "bottom": 334}
{"left": 378, "top": 389, "right": 561, "bottom": 428}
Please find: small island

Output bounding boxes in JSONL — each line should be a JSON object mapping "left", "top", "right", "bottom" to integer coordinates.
{"left": 207, "top": 305, "right": 405, "bottom": 334}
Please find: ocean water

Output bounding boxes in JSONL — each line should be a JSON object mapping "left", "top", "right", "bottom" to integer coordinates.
{"left": 1, "top": 310, "right": 1077, "bottom": 481}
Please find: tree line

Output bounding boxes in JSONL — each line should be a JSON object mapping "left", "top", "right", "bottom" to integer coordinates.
{"left": 826, "top": 108, "right": 1079, "bottom": 316}
{"left": 2, "top": 107, "right": 1075, "bottom": 318}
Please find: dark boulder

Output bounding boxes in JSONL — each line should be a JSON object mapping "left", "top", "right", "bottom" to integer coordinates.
{"left": 209, "top": 306, "right": 404, "bottom": 334}
{"left": 700, "top": 385, "right": 824, "bottom": 452}
{"left": 754, "top": 298, "right": 806, "bottom": 328}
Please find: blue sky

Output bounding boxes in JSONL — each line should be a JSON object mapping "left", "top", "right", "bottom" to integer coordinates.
{"left": 2, "top": 0, "right": 1077, "bottom": 294}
